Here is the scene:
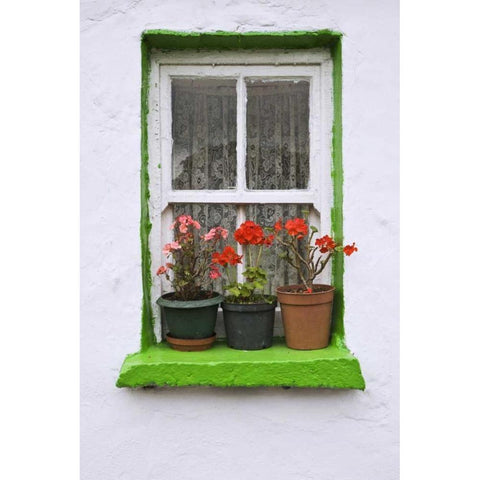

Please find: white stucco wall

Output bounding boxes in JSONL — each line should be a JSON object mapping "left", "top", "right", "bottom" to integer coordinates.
{"left": 80, "top": 1, "right": 399, "bottom": 479}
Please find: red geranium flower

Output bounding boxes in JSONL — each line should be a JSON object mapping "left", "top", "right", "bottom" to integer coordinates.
{"left": 262, "top": 234, "right": 275, "bottom": 246}
{"left": 315, "top": 235, "right": 337, "bottom": 253}
{"left": 343, "top": 243, "right": 358, "bottom": 256}
{"left": 234, "top": 221, "right": 265, "bottom": 245}
{"left": 284, "top": 218, "right": 308, "bottom": 238}
{"left": 274, "top": 219, "right": 283, "bottom": 232}
{"left": 221, "top": 245, "right": 243, "bottom": 265}
{"left": 211, "top": 251, "right": 226, "bottom": 266}
{"left": 212, "top": 245, "right": 243, "bottom": 266}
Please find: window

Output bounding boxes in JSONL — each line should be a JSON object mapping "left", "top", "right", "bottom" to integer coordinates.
{"left": 117, "top": 31, "right": 365, "bottom": 389}
{"left": 149, "top": 50, "right": 334, "bottom": 338}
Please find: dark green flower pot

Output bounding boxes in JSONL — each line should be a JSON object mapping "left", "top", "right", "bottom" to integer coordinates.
{"left": 221, "top": 299, "right": 277, "bottom": 350}
{"left": 157, "top": 292, "right": 223, "bottom": 340}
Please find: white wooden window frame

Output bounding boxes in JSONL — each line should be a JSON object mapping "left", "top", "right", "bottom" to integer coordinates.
{"left": 147, "top": 50, "right": 334, "bottom": 339}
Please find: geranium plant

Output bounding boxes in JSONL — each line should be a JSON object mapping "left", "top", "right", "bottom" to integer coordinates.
{"left": 156, "top": 214, "right": 228, "bottom": 301}
{"left": 274, "top": 217, "right": 357, "bottom": 293}
{"left": 214, "top": 220, "right": 275, "bottom": 304}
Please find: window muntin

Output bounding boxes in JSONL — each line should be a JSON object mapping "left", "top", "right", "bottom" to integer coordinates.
{"left": 149, "top": 52, "right": 333, "bottom": 339}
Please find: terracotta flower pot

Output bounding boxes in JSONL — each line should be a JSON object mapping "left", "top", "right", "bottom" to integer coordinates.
{"left": 164, "top": 334, "right": 217, "bottom": 352}
{"left": 156, "top": 292, "right": 223, "bottom": 351}
{"left": 276, "top": 284, "right": 335, "bottom": 350}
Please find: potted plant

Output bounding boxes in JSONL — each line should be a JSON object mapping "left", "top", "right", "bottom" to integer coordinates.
{"left": 155, "top": 214, "right": 228, "bottom": 351}
{"left": 215, "top": 221, "right": 277, "bottom": 350}
{"left": 274, "top": 217, "right": 357, "bottom": 350}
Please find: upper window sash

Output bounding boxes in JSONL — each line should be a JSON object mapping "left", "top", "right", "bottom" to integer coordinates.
{"left": 157, "top": 64, "right": 329, "bottom": 213}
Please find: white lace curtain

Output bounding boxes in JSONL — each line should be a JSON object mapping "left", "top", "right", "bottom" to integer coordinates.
{"left": 246, "top": 80, "right": 310, "bottom": 190}
{"left": 172, "top": 79, "right": 237, "bottom": 190}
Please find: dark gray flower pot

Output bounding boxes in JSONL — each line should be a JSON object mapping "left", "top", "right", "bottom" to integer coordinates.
{"left": 221, "top": 299, "right": 277, "bottom": 350}
{"left": 157, "top": 292, "right": 223, "bottom": 340}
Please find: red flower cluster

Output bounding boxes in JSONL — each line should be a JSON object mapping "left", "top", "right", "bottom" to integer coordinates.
{"left": 284, "top": 218, "right": 308, "bottom": 239}
{"left": 315, "top": 235, "right": 337, "bottom": 253}
{"left": 212, "top": 245, "right": 243, "bottom": 267}
{"left": 234, "top": 221, "right": 266, "bottom": 245}
{"left": 262, "top": 234, "right": 274, "bottom": 246}
{"left": 343, "top": 243, "right": 358, "bottom": 256}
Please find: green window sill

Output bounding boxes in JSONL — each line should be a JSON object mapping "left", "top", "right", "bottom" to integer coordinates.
{"left": 116, "top": 337, "right": 365, "bottom": 389}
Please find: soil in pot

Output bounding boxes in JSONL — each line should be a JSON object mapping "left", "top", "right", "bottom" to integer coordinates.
{"left": 276, "top": 284, "right": 335, "bottom": 350}
{"left": 222, "top": 299, "right": 277, "bottom": 350}
{"left": 156, "top": 292, "right": 223, "bottom": 350}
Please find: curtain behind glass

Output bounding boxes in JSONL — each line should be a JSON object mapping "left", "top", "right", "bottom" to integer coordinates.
{"left": 172, "top": 78, "right": 237, "bottom": 190}
{"left": 246, "top": 80, "right": 310, "bottom": 190}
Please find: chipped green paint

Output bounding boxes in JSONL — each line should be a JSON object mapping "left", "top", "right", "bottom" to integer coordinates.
{"left": 142, "top": 29, "right": 342, "bottom": 51}
{"left": 117, "top": 338, "right": 365, "bottom": 389}
{"left": 140, "top": 40, "right": 156, "bottom": 350}
{"left": 129, "top": 30, "right": 364, "bottom": 388}
{"left": 330, "top": 37, "right": 345, "bottom": 342}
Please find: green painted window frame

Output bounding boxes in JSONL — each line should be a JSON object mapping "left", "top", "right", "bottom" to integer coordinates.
{"left": 117, "top": 30, "right": 365, "bottom": 390}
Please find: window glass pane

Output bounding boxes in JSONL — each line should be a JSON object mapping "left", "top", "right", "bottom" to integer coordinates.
{"left": 172, "top": 203, "right": 237, "bottom": 233}
{"left": 172, "top": 78, "right": 237, "bottom": 190}
{"left": 246, "top": 204, "right": 310, "bottom": 294}
{"left": 246, "top": 80, "right": 310, "bottom": 190}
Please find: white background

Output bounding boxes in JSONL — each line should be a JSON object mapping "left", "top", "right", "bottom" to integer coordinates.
{"left": 1, "top": 0, "right": 479, "bottom": 479}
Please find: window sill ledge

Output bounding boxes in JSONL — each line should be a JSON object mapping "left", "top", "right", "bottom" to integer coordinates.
{"left": 116, "top": 338, "right": 365, "bottom": 389}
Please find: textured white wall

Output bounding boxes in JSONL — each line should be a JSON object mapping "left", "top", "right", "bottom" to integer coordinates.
{"left": 80, "top": 1, "right": 399, "bottom": 479}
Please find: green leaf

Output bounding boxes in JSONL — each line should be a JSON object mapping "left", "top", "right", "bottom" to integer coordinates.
{"left": 226, "top": 286, "right": 241, "bottom": 297}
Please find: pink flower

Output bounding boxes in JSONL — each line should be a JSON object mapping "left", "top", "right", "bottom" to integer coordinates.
{"left": 162, "top": 241, "right": 182, "bottom": 255}
{"left": 203, "top": 228, "right": 217, "bottom": 241}
{"left": 209, "top": 264, "right": 221, "bottom": 279}
{"left": 202, "top": 226, "right": 229, "bottom": 241}
{"left": 156, "top": 266, "right": 167, "bottom": 275}
{"left": 174, "top": 214, "right": 201, "bottom": 232}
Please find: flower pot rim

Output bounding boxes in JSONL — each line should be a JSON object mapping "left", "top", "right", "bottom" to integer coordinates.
{"left": 276, "top": 284, "right": 335, "bottom": 295}
{"left": 221, "top": 298, "right": 277, "bottom": 312}
{"left": 157, "top": 291, "right": 223, "bottom": 309}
